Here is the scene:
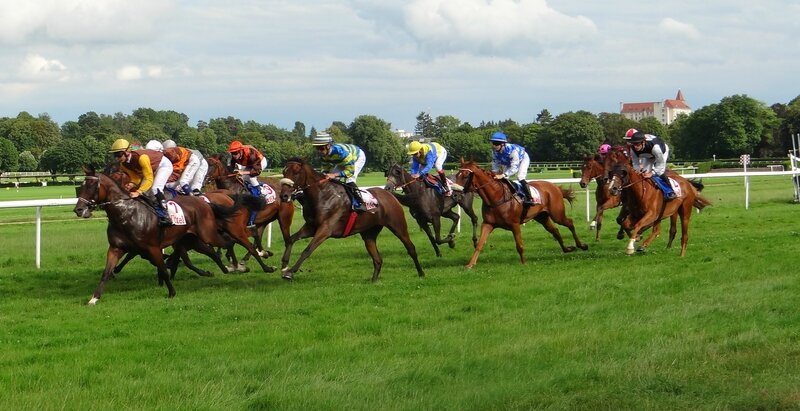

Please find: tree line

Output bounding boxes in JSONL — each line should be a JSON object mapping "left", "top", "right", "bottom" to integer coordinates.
{"left": 1, "top": 94, "right": 798, "bottom": 175}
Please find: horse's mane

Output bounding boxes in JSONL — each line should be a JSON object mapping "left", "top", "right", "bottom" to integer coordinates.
{"left": 461, "top": 160, "right": 493, "bottom": 177}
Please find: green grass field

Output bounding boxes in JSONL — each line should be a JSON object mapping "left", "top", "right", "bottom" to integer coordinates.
{"left": 1, "top": 172, "right": 799, "bottom": 410}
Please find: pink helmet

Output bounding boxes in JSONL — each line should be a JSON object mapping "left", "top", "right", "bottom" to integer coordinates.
{"left": 598, "top": 144, "right": 611, "bottom": 155}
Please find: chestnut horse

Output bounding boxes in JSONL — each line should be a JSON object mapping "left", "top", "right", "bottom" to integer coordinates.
{"left": 579, "top": 154, "right": 624, "bottom": 240}
{"left": 604, "top": 152, "right": 711, "bottom": 256}
{"left": 455, "top": 160, "right": 588, "bottom": 269}
{"left": 383, "top": 163, "right": 478, "bottom": 256}
{"left": 205, "top": 155, "right": 295, "bottom": 268}
{"left": 73, "top": 167, "right": 239, "bottom": 304}
{"left": 279, "top": 158, "right": 424, "bottom": 281}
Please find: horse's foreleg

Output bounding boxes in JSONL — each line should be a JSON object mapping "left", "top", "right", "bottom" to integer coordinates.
{"left": 417, "top": 218, "right": 442, "bottom": 257}
{"left": 281, "top": 223, "right": 316, "bottom": 275}
{"left": 442, "top": 209, "right": 460, "bottom": 248}
{"left": 466, "top": 223, "right": 494, "bottom": 269}
{"left": 594, "top": 208, "right": 604, "bottom": 241}
{"left": 89, "top": 247, "right": 126, "bottom": 305}
{"left": 510, "top": 223, "right": 525, "bottom": 265}
{"left": 281, "top": 227, "right": 331, "bottom": 280}
{"left": 464, "top": 206, "right": 479, "bottom": 248}
{"left": 360, "top": 228, "right": 384, "bottom": 282}
{"left": 278, "top": 203, "right": 295, "bottom": 269}
{"left": 230, "top": 225, "right": 275, "bottom": 273}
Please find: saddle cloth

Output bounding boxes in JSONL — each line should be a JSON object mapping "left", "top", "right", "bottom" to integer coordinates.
{"left": 256, "top": 184, "right": 277, "bottom": 204}
{"left": 358, "top": 189, "right": 379, "bottom": 210}
{"left": 422, "top": 174, "right": 461, "bottom": 195}
{"left": 667, "top": 178, "right": 683, "bottom": 197}
{"left": 529, "top": 186, "right": 542, "bottom": 204}
{"left": 165, "top": 201, "right": 187, "bottom": 225}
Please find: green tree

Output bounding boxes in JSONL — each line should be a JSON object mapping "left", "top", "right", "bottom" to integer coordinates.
{"left": 292, "top": 121, "right": 306, "bottom": 140}
{"left": 637, "top": 117, "right": 669, "bottom": 142}
{"left": 597, "top": 112, "right": 637, "bottom": 145}
{"left": 0, "top": 137, "right": 19, "bottom": 173}
{"left": 439, "top": 130, "right": 491, "bottom": 163}
{"left": 415, "top": 111, "right": 434, "bottom": 140}
{"left": 349, "top": 115, "right": 404, "bottom": 172}
{"left": 18, "top": 151, "right": 37, "bottom": 171}
{"left": 536, "top": 109, "right": 553, "bottom": 125}
{"left": 536, "top": 111, "right": 604, "bottom": 160}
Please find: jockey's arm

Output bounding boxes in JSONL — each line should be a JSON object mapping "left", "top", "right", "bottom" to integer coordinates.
{"left": 136, "top": 154, "right": 155, "bottom": 194}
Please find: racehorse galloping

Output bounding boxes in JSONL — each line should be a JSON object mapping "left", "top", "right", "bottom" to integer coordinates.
{"left": 205, "top": 155, "right": 295, "bottom": 268}
{"left": 604, "top": 152, "right": 711, "bottom": 256}
{"left": 384, "top": 163, "right": 478, "bottom": 257}
{"left": 279, "top": 158, "right": 424, "bottom": 281}
{"left": 73, "top": 166, "right": 238, "bottom": 304}
{"left": 579, "top": 154, "right": 626, "bottom": 241}
{"left": 455, "top": 159, "right": 588, "bottom": 269}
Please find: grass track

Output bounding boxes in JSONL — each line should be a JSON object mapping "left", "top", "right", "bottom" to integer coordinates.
{"left": 1, "top": 173, "right": 799, "bottom": 409}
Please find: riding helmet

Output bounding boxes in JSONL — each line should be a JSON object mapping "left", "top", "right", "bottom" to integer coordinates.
{"left": 228, "top": 140, "right": 243, "bottom": 152}
{"left": 489, "top": 131, "right": 507, "bottom": 143}
{"left": 145, "top": 140, "right": 163, "bottom": 151}
{"left": 624, "top": 128, "right": 638, "bottom": 139}
{"left": 110, "top": 138, "right": 130, "bottom": 153}
{"left": 162, "top": 139, "right": 177, "bottom": 149}
{"left": 407, "top": 141, "right": 423, "bottom": 155}
{"left": 312, "top": 134, "right": 333, "bottom": 146}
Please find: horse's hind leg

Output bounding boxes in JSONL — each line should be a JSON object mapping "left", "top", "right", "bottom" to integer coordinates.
{"left": 533, "top": 213, "right": 576, "bottom": 253}
{"left": 113, "top": 252, "right": 137, "bottom": 275}
{"left": 385, "top": 221, "right": 425, "bottom": 277}
{"left": 416, "top": 218, "right": 442, "bottom": 257}
{"left": 666, "top": 214, "right": 678, "bottom": 249}
{"left": 143, "top": 246, "right": 176, "bottom": 299}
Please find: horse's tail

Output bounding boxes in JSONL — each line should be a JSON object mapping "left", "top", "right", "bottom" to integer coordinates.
{"left": 689, "top": 178, "right": 704, "bottom": 192}
{"left": 693, "top": 194, "right": 712, "bottom": 211}
{"left": 209, "top": 194, "right": 248, "bottom": 219}
{"left": 560, "top": 186, "right": 576, "bottom": 205}
{"left": 230, "top": 193, "right": 266, "bottom": 213}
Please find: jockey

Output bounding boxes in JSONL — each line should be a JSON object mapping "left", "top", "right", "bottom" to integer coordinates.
{"left": 228, "top": 140, "right": 267, "bottom": 227}
{"left": 407, "top": 140, "right": 451, "bottom": 196}
{"left": 598, "top": 141, "right": 612, "bottom": 159}
{"left": 163, "top": 140, "right": 208, "bottom": 196}
{"left": 312, "top": 134, "right": 368, "bottom": 212}
{"left": 490, "top": 131, "right": 533, "bottom": 205}
{"left": 110, "top": 138, "right": 173, "bottom": 226}
{"left": 624, "top": 129, "right": 677, "bottom": 200}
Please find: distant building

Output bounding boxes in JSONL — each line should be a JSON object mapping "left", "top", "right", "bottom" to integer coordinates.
{"left": 620, "top": 90, "right": 691, "bottom": 125}
{"left": 394, "top": 129, "right": 414, "bottom": 140}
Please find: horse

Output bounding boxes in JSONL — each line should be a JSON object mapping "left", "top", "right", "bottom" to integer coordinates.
{"left": 105, "top": 163, "right": 275, "bottom": 275}
{"left": 383, "top": 163, "right": 479, "bottom": 256}
{"left": 205, "top": 154, "right": 295, "bottom": 268}
{"left": 279, "top": 158, "right": 424, "bottom": 281}
{"left": 454, "top": 159, "right": 588, "bottom": 269}
{"left": 73, "top": 166, "right": 240, "bottom": 304}
{"left": 579, "top": 154, "right": 624, "bottom": 240}
{"left": 604, "top": 152, "right": 712, "bottom": 256}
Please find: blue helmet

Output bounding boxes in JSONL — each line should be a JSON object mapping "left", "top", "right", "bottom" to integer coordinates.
{"left": 489, "top": 131, "right": 507, "bottom": 143}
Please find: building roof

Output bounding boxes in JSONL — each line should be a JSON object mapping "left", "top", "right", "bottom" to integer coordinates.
{"left": 621, "top": 102, "right": 656, "bottom": 113}
{"left": 664, "top": 89, "right": 690, "bottom": 109}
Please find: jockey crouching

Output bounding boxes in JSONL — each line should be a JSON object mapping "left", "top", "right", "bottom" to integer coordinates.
{"left": 490, "top": 131, "right": 534, "bottom": 205}
{"left": 407, "top": 140, "right": 451, "bottom": 197}
{"left": 625, "top": 129, "right": 677, "bottom": 200}
{"left": 111, "top": 138, "right": 174, "bottom": 226}
{"left": 312, "top": 134, "right": 368, "bottom": 212}
{"left": 228, "top": 140, "right": 268, "bottom": 228}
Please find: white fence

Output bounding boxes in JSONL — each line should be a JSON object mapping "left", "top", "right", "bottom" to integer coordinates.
{"left": 2, "top": 168, "right": 799, "bottom": 269}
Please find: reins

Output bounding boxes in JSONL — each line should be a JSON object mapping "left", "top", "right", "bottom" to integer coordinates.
{"left": 458, "top": 167, "right": 513, "bottom": 208}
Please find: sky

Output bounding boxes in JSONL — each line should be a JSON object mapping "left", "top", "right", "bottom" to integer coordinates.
{"left": 1, "top": 0, "right": 799, "bottom": 133}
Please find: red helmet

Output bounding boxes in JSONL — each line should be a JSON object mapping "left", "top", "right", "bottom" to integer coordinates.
{"left": 624, "top": 128, "right": 638, "bottom": 139}
{"left": 227, "top": 140, "right": 243, "bottom": 152}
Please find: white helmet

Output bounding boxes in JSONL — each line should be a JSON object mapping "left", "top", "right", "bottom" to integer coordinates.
{"left": 162, "top": 139, "right": 177, "bottom": 149}
{"left": 145, "top": 140, "right": 163, "bottom": 151}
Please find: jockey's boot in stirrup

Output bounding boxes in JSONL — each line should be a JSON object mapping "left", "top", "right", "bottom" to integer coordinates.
{"left": 438, "top": 171, "right": 452, "bottom": 196}
{"left": 155, "top": 190, "right": 172, "bottom": 226}
{"left": 519, "top": 180, "right": 534, "bottom": 205}
{"left": 346, "top": 182, "right": 368, "bottom": 212}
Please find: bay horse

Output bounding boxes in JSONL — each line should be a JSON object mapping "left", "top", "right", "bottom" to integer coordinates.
{"left": 279, "top": 158, "right": 425, "bottom": 281}
{"left": 604, "top": 152, "right": 711, "bottom": 256}
{"left": 383, "top": 163, "right": 478, "bottom": 256}
{"left": 579, "top": 154, "right": 623, "bottom": 240}
{"left": 205, "top": 155, "right": 295, "bottom": 268}
{"left": 455, "top": 159, "right": 588, "bottom": 269}
{"left": 73, "top": 166, "right": 239, "bottom": 304}
{"left": 105, "top": 163, "right": 275, "bottom": 275}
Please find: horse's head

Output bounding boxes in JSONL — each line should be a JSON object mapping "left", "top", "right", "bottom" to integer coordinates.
{"left": 74, "top": 165, "right": 101, "bottom": 218}
{"left": 606, "top": 163, "right": 629, "bottom": 197}
{"left": 579, "top": 155, "right": 604, "bottom": 189}
{"left": 383, "top": 164, "right": 408, "bottom": 191}
{"left": 455, "top": 160, "right": 486, "bottom": 192}
{"left": 280, "top": 159, "right": 310, "bottom": 202}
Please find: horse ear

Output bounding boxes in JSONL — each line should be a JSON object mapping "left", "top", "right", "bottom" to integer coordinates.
{"left": 82, "top": 164, "right": 96, "bottom": 176}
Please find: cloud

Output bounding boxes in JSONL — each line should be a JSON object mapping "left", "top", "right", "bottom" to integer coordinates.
{"left": 659, "top": 18, "right": 700, "bottom": 40}
{"left": 0, "top": 0, "right": 176, "bottom": 45}
{"left": 17, "top": 53, "right": 68, "bottom": 81}
{"left": 400, "top": 0, "right": 597, "bottom": 57}
{"left": 117, "top": 65, "right": 143, "bottom": 81}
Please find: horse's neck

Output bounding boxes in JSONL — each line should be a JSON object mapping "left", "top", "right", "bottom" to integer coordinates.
{"left": 622, "top": 166, "right": 650, "bottom": 202}
{"left": 98, "top": 176, "right": 129, "bottom": 203}
{"left": 472, "top": 173, "right": 508, "bottom": 203}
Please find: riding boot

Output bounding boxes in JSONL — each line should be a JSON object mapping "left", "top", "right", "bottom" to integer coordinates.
{"left": 438, "top": 171, "right": 451, "bottom": 196}
{"left": 658, "top": 174, "right": 677, "bottom": 200}
{"left": 519, "top": 179, "right": 534, "bottom": 205}
{"left": 155, "top": 190, "right": 173, "bottom": 226}
{"left": 346, "top": 182, "right": 368, "bottom": 212}
{"left": 247, "top": 183, "right": 261, "bottom": 198}
{"left": 247, "top": 212, "right": 257, "bottom": 229}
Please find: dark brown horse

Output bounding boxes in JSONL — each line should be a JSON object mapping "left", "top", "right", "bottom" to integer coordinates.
{"left": 454, "top": 159, "right": 588, "bottom": 269}
{"left": 579, "top": 154, "right": 632, "bottom": 241}
{"left": 279, "top": 158, "right": 424, "bottom": 281}
{"left": 205, "top": 155, "right": 295, "bottom": 268}
{"left": 604, "top": 152, "right": 711, "bottom": 256}
{"left": 383, "top": 163, "right": 478, "bottom": 256}
{"left": 73, "top": 166, "right": 238, "bottom": 304}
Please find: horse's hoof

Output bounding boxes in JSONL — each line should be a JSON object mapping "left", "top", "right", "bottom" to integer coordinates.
{"left": 465, "top": 265, "right": 473, "bottom": 270}
{"left": 564, "top": 247, "right": 576, "bottom": 253}
{"left": 257, "top": 249, "right": 273, "bottom": 258}
{"left": 87, "top": 297, "right": 99, "bottom": 306}
{"left": 200, "top": 271, "right": 213, "bottom": 277}
{"left": 616, "top": 233, "right": 625, "bottom": 240}
{"left": 225, "top": 265, "right": 236, "bottom": 273}
{"left": 448, "top": 240, "right": 456, "bottom": 249}
{"left": 625, "top": 248, "right": 635, "bottom": 255}
{"left": 579, "top": 244, "right": 589, "bottom": 251}
{"left": 237, "top": 264, "right": 250, "bottom": 273}
{"left": 282, "top": 273, "right": 294, "bottom": 280}
{"left": 636, "top": 247, "right": 647, "bottom": 253}
{"left": 263, "top": 266, "right": 276, "bottom": 273}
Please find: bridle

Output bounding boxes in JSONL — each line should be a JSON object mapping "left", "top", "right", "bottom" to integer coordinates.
{"left": 457, "top": 167, "right": 512, "bottom": 208}
{"left": 76, "top": 175, "right": 115, "bottom": 210}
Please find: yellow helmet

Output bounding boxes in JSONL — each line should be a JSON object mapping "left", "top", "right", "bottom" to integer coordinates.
{"left": 407, "top": 141, "right": 423, "bottom": 155}
{"left": 110, "top": 138, "right": 130, "bottom": 153}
